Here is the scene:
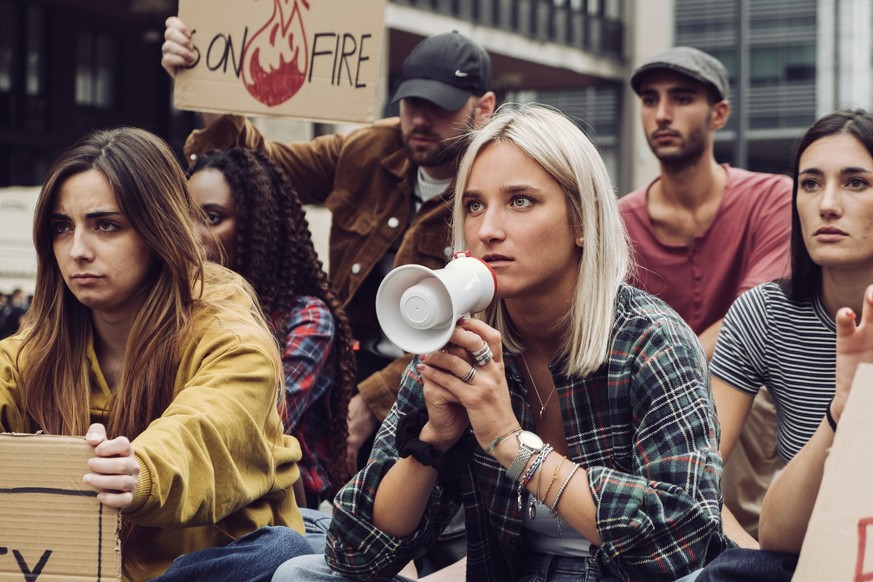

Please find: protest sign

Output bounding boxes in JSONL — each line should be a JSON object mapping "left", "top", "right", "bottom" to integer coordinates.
{"left": 794, "top": 363, "right": 873, "bottom": 581}
{"left": 173, "top": 0, "right": 387, "bottom": 124}
{"left": 0, "top": 434, "right": 121, "bottom": 581}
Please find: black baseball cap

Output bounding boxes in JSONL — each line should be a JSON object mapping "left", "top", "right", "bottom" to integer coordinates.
{"left": 391, "top": 31, "right": 492, "bottom": 112}
{"left": 630, "top": 46, "right": 729, "bottom": 101}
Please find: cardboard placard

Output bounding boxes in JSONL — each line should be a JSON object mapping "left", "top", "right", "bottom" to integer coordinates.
{"left": 0, "top": 434, "right": 121, "bottom": 581}
{"left": 173, "top": 0, "right": 387, "bottom": 124}
{"left": 794, "top": 363, "right": 873, "bottom": 581}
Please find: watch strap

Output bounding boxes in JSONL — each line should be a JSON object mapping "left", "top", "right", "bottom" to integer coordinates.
{"left": 506, "top": 442, "right": 535, "bottom": 482}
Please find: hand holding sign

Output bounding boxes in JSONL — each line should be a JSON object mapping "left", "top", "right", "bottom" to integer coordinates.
{"left": 161, "top": 16, "right": 197, "bottom": 79}
{"left": 83, "top": 423, "right": 140, "bottom": 510}
{"left": 170, "top": 0, "right": 387, "bottom": 124}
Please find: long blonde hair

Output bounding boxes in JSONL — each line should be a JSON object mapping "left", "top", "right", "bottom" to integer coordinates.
{"left": 452, "top": 103, "right": 632, "bottom": 375}
{"left": 21, "top": 127, "right": 208, "bottom": 438}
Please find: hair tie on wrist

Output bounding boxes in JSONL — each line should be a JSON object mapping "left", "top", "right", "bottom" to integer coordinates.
{"left": 825, "top": 397, "right": 838, "bottom": 432}
{"left": 395, "top": 408, "right": 475, "bottom": 483}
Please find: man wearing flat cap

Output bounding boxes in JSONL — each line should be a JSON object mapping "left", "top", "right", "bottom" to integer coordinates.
{"left": 619, "top": 46, "right": 791, "bottom": 548}
{"left": 161, "top": 23, "right": 496, "bottom": 483}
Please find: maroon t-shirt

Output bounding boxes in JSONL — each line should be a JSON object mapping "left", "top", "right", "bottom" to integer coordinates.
{"left": 619, "top": 165, "right": 792, "bottom": 335}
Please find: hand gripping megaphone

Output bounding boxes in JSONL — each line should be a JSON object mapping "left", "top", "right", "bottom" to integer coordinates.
{"left": 376, "top": 251, "right": 497, "bottom": 354}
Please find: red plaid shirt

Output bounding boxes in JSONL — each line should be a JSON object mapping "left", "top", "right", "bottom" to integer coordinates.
{"left": 274, "top": 295, "right": 335, "bottom": 499}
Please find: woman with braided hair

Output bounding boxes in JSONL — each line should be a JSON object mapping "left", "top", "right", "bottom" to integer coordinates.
{"left": 189, "top": 148, "right": 356, "bottom": 508}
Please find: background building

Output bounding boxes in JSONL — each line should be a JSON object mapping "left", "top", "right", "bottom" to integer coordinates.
{"left": 672, "top": 0, "right": 869, "bottom": 176}
{"left": 0, "top": 0, "right": 639, "bottom": 188}
{"left": 4, "top": 0, "right": 872, "bottom": 291}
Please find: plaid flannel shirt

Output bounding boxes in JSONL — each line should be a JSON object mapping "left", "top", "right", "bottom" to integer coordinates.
{"left": 275, "top": 295, "right": 335, "bottom": 499}
{"left": 326, "top": 285, "right": 731, "bottom": 581}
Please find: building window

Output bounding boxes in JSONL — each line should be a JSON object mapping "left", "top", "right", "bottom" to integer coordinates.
{"left": 751, "top": 44, "right": 815, "bottom": 84}
{"left": 0, "top": 3, "right": 12, "bottom": 93}
{"left": 76, "top": 33, "right": 116, "bottom": 108}
{"left": 26, "top": 6, "right": 44, "bottom": 97}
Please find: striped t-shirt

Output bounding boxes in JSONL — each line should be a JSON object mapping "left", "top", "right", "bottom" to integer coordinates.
{"left": 710, "top": 281, "right": 835, "bottom": 464}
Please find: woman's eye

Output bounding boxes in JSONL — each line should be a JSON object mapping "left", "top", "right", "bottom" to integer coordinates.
{"left": 51, "top": 222, "right": 71, "bottom": 234}
{"left": 799, "top": 179, "right": 819, "bottom": 191}
{"left": 465, "top": 200, "right": 484, "bottom": 213}
{"left": 511, "top": 196, "right": 533, "bottom": 208}
{"left": 206, "top": 213, "right": 223, "bottom": 226}
{"left": 97, "top": 220, "right": 119, "bottom": 233}
{"left": 847, "top": 177, "right": 869, "bottom": 190}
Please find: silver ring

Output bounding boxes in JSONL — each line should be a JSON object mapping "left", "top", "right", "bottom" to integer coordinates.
{"left": 471, "top": 342, "right": 490, "bottom": 359}
{"left": 460, "top": 366, "right": 477, "bottom": 383}
{"left": 472, "top": 343, "right": 493, "bottom": 366}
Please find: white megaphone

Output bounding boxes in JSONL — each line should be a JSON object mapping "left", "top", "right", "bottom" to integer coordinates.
{"left": 376, "top": 251, "right": 497, "bottom": 354}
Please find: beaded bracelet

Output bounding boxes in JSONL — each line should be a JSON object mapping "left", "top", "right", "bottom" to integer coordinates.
{"left": 550, "top": 462, "right": 580, "bottom": 516}
{"left": 825, "top": 397, "right": 838, "bottom": 432}
{"left": 485, "top": 427, "right": 522, "bottom": 454}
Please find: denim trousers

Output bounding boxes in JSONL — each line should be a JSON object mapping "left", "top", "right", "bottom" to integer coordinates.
{"left": 150, "top": 525, "right": 316, "bottom": 582}
{"left": 273, "top": 508, "right": 413, "bottom": 582}
{"left": 519, "top": 553, "right": 614, "bottom": 582}
{"left": 273, "top": 546, "right": 704, "bottom": 582}
{"left": 695, "top": 548, "right": 797, "bottom": 582}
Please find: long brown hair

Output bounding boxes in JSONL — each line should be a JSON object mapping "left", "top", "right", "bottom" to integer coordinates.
{"left": 20, "top": 127, "right": 205, "bottom": 439}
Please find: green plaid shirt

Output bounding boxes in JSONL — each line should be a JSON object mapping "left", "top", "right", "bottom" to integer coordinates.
{"left": 327, "top": 285, "right": 731, "bottom": 581}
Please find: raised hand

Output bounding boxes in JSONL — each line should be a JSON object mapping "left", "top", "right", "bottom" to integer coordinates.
{"left": 833, "top": 284, "right": 873, "bottom": 421}
{"left": 161, "top": 16, "right": 197, "bottom": 78}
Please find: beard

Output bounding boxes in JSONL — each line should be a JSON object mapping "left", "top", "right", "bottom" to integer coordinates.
{"left": 402, "top": 132, "right": 461, "bottom": 168}
{"left": 402, "top": 109, "right": 477, "bottom": 169}
{"left": 648, "top": 113, "right": 712, "bottom": 170}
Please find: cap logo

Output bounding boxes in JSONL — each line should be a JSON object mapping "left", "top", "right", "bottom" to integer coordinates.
{"left": 454, "top": 69, "right": 469, "bottom": 78}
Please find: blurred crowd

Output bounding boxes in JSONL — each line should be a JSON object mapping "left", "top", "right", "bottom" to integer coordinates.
{"left": 0, "top": 288, "right": 29, "bottom": 339}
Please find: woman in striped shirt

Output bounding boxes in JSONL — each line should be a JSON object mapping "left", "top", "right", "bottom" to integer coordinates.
{"left": 710, "top": 109, "right": 873, "bottom": 549}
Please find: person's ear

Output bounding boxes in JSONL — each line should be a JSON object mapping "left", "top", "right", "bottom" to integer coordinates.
{"left": 711, "top": 100, "right": 730, "bottom": 130}
{"left": 573, "top": 225, "right": 584, "bottom": 248}
{"left": 473, "top": 92, "right": 497, "bottom": 128}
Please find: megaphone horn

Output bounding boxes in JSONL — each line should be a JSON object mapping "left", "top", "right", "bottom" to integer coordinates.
{"left": 375, "top": 251, "right": 497, "bottom": 354}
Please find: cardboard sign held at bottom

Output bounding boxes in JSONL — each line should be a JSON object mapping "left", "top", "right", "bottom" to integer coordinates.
{"left": 0, "top": 434, "right": 121, "bottom": 581}
{"left": 794, "top": 363, "right": 873, "bottom": 581}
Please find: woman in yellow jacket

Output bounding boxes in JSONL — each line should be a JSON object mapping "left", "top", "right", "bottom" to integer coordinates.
{"left": 0, "top": 127, "right": 314, "bottom": 581}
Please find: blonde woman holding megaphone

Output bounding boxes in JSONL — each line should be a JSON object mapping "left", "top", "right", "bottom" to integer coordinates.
{"left": 274, "top": 104, "right": 730, "bottom": 582}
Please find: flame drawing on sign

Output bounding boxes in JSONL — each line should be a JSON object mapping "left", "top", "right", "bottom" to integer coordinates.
{"left": 242, "top": 0, "right": 309, "bottom": 106}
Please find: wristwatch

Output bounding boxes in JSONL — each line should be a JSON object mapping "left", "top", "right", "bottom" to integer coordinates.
{"left": 505, "top": 431, "right": 545, "bottom": 482}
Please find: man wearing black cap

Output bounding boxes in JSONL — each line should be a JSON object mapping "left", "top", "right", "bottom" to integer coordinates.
{"left": 620, "top": 46, "right": 791, "bottom": 548}
{"left": 161, "top": 21, "right": 496, "bottom": 479}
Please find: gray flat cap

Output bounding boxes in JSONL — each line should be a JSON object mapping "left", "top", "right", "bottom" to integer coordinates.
{"left": 629, "top": 46, "right": 729, "bottom": 101}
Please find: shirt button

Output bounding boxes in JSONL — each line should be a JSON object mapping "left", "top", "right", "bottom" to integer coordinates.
{"left": 351, "top": 263, "right": 361, "bottom": 274}
{"left": 189, "top": 153, "right": 197, "bottom": 161}
{"left": 387, "top": 217, "right": 400, "bottom": 228}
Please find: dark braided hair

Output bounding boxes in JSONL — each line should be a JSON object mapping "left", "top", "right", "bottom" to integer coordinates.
{"left": 190, "top": 147, "right": 355, "bottom": 496}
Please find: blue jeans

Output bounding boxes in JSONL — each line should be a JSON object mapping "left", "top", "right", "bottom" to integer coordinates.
{"left": 279, "top": 509, "right": 409, "bottom": 582}
{"left": 519, "top": 553, "right": 613, "bottom": 582}
{"left": 300, "top": 507, "right": 332, "bottom": 555}
{"left": 151, "top": 526, "right": 315, "bottom": 582}
{"left": 695, "top": 548, "right": 797, "bottom": 582}
{"left": 274, "top": 550, "right": 702, "bottom": 582}
{"left": 273, "top": 554, "right": 413, "bottom": 582}
{"left": 521, "top": 551, "right": 701, "bottom": 582}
